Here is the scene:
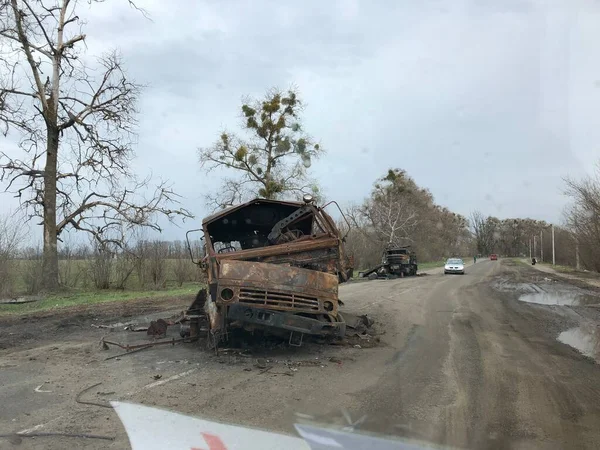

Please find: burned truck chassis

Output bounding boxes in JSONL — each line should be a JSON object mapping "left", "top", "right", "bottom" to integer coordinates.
{"left": 187, "top": 198, "right": 354, "bottom": 346}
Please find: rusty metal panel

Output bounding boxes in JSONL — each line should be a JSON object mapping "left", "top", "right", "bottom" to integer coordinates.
{"left": 202, "top": 198, "right": 304, "bottom": 225}
{"left": 238, "top": 287, "right": 320, "bottom": 311}
{"left": 219, "top": 260, "right": 338, "bottom": 296}
{"left": 215, "top": 237, "right": 340, "bottom": 262}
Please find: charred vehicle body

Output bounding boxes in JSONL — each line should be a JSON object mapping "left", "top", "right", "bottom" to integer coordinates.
{"left": 187, "top": 196, "right": 354, "bottom": 345}
{"left": 360, "top": 246, "right": 418, "bottom": 279}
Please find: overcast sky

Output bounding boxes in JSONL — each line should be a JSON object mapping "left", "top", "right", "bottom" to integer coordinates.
{"left": 2, "top": 0, "right": 600, "bottom": 242}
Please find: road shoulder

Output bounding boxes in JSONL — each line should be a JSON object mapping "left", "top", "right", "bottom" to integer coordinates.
{"left": 525, "top": 259, "right": 600, "bottom": 289}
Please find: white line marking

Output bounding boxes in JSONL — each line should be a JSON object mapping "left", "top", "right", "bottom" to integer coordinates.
{"left": 19, "top": 415, "right": 63, "bottom": 434}
{"left": 34, "top": 382, "right": 52, "bottom": 393}
{"left": 142, "top": 368, "right": 198, "bottom": 390}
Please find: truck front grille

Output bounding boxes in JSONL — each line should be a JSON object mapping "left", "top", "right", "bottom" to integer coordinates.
{"left": 387, "top": 256, "right": 408, "bottom": 264}
{"left": 238, "top": 287, "right": 320, "bottom": 311}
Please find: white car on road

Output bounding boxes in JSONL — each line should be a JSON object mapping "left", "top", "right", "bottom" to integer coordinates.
{"left": 444, "top": 258, "right": 465, "bottom": 275}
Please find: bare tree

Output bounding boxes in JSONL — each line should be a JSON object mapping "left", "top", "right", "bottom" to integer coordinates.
{"left": 470, "top": 211, "right": 500, "bottom": 255}
{"left": 198, "top": 88, "right": 323, "bottom": 209}
{"left": 172, "top": 240, "right": 191, "bottom": 287}
{"left": 349, "top": 169, "right": 419, "bottom": 249}
{"left": 345, "top": 169, "right": 474, "bottom": 264}
{"left": 0, "top": 212, "right": 25, "bottom": 296}
{"left": 88, "top": 244, "right": 112, "bottom": 289}
{"left": 146, "top": 240, "right": 168, "bottom": 289}
{"left": 564, "top": 167, "right": 600, "bottom": 271}
{"left": 0, "top": 0, "right": 191, "bottom": 291}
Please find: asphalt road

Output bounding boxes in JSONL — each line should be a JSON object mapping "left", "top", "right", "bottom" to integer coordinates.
{"left": 1, "top": 259, "right": 600, "bottom": 449}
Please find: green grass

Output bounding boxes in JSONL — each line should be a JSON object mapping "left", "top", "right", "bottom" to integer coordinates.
{"left": 504, "top": 257, "right": 527, "bottom": 266}
{"left": 537, "top": 262, "right": 574, "bottom": 273}
{"left": 0, "top": 282, "right": 201, "bottom": 316}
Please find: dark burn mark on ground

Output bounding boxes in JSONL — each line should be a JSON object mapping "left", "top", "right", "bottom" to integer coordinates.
{"left": 387, "top": 323, "right": 421, "bottom": 365}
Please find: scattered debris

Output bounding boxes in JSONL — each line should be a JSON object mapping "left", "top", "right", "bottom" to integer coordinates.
{"left": 255, "top": 358, "right": 268, "bottom": 369}
{"left": 104, "top": 345, "right": 153, "bottom": 361}
{"left": 0, "top": 296, "right": 38, "bottom": 304}
{"left": 153, "top": 375, "right": 162, "bottom": 380}
{"left": 91, "top": 324, "right": 113, "bottom": 329}
{"left": 101, "top": 337, "right": 184, "bottom": 352}
{"left": 147, "top": 319, "right": 169, "bottom": 337}
{"left": 0, "top": 432, "right": 114, "bottom": 442}
{"left": 342, "top": 313, "right": 374, "bottom": 336}
{"left": 125, "top": 326, "right": 149, "bottom": 332}
{"left": 76, "top": 382, "right": 112, "bottom": 409}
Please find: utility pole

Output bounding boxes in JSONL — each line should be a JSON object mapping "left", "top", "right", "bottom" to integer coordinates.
{"left": 576, "top": 241, "right": 580, "bottom": 270}
{"left": 551, "top": 224, "right": 555, "bottom": 265}
{"left": 540, "top": 230, "right": 543, "bottom": 262}
{"left": 533, "top": 235, "right": 537, "bottom": 258}
{"left": 529, "top": 238, "right": 532, "bottom": 259}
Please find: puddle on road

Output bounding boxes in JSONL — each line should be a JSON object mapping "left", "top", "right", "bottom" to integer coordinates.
{"left": 493, "top": 278, "right": 600, "bottom": 306}
{"left": 518, "top": 291, "right": 600, "bottom": 306}
{"left": 558, "top": 325, "right": 600, "bottom": 363}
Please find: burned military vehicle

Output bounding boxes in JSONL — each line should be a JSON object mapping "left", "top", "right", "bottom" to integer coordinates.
{"left": 186, "top": 195, "right": 354, "bottom": 345}
{"left": 359, "top": 246, "right": 418, "bottom": 279}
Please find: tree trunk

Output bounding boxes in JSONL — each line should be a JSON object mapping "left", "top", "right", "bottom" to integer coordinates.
{"left": 42, "top": 125, "right": 60, "bottom": 291}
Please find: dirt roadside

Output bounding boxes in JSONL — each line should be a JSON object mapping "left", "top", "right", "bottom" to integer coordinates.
{"left": 1, "top": 260, "right": 600, "bottom": 449}
{"left": 527, "top": 259, "right": 600, "bottom": 289}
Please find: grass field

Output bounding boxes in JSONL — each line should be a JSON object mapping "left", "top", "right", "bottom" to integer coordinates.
{"left": 3, "top": 257, "right": 203, "bottom": 294}
{"left": 0, "top": 282, "right": 202, "bottom": 316}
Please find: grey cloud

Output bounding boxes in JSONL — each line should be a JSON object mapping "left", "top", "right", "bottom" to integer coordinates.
{"left": 2, "top": 0, "right": 600, "bottom": 242}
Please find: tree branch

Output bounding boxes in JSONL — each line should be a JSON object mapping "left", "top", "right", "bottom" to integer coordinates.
{"left": 9, "top": 0, "right": 49, "bottom": 112}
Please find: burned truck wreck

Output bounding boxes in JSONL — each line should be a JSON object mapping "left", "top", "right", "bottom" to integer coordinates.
{"left": 187, "top": 196, "right": 354, "bottom": 345}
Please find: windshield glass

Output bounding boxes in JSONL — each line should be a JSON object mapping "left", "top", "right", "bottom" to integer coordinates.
{"left": 447, "top": 259, "right": 463, "bottom": 264}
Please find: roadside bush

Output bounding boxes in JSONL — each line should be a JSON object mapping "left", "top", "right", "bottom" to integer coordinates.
{"left": 171, "top": 241, "right": 193, "bottom": 287}
{"left": 89, "top": 247, "right": 112, "bottom": 290}
{"left": 0, "top": 214, "right": 24, "bottom": 297}
{"left": 58, "top": 244, "right": 86, "bottom": 288}
{"left": 112, "top": 251, "right": 136, "bottom": 290}
{"left": 146, "top": 241, "right": 169, "bottom": 289}
{"left": 21, "top": 247, "right": 43, "bottom": 294}
{"left": 173, "top": 256, "right": 192, "bottom": 286}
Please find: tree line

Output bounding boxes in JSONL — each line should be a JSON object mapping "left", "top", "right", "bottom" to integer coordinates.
{"left": 469, "top": 166, "right": 600, "bottom": 271}
{"left": 0, "top": 219, "right": 204, "bottom": 297}
{"left": 344, "top": 169, "right": 472, "bottom": 270}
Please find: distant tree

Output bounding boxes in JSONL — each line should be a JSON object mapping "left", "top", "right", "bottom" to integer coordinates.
{"left": 346, "top": 169, "right": 474, "bottom": 262}
{"left": 198, "top": 88, "right": 324, "bottom": 209}
{"left": 0, "top": 0, "right": 190, "bottom": 290}
{"left": 470, "top": 211, "right": 500, "bottom": 255}
{"left": 564, "top": 166, "right": 600, "bottom": 271}
{"left": 360, "top": 169, "right": 420, "bottom": 247}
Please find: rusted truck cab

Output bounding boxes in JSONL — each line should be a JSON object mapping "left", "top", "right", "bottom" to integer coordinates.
{"left": 199, "top": 197, "right": 352, "bottom": 343}
{"left": 383, "top": 247, "right": 418, "bottom": 276}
